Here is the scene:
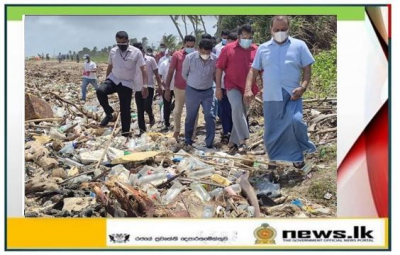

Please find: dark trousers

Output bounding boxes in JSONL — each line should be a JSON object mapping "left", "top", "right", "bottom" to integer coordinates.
{"left": 163, "top": 90, "right": 175, "bottom": 127}
{"left": 135, "top": 87, "right": 155, "bottom": 133}
{"left": 218, "top": 88, "right": 233, "bottom": 135}
{"left": 96, "top": 79, "right": 133, "bottom": 136}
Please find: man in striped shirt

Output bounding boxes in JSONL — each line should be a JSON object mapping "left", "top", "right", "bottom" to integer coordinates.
{"left": 182, "top": 39, "right": 217, "bottom": 148}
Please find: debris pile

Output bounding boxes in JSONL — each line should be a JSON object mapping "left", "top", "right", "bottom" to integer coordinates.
{"left": 24, "top": 61, "right": 337, "bottom": 218}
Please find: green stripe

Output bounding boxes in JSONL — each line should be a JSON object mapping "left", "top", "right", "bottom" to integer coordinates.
{"left": 6, "top": 5, "right": 364, "bottom": 21}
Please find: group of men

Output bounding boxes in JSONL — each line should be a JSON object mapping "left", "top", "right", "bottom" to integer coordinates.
{"left": 80, "top": 15, "right": 316, "bottom": 168}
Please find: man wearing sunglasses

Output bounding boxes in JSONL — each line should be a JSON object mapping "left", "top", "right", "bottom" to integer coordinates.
{"left": 245, "top": 16, "right": 316, "bottom": 169}
{"left": 96, "top": 31, "right": 148, "bottom": 137}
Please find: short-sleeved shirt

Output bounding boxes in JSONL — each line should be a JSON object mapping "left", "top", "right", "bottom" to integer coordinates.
{"left": 252, "top": 37, "right": 315, "bottom": 102}
{"left": 216, "top": 40, "right": 259, "bottom": 95}
{"left": 107, "top": 45, "right": 146, "bottom": 90}
{"left": 170, "top": 49, "right": 189, "bottom": 90}
{"left": 182, "top": 51, "right": 217, "bottom": 90}
{"left": 214, "top": 42, "right": 226, "bottom": 57}
{"left": 83, "top": 61, "right": 97, "bottom": 79}
{"left": 145, "top": 55, "right": 158, "bottom": 87}
{"left": 158, "top": 57, "right": 175, "bottom": 90}
{"left": 133, "top": 55, "right": 158, "bottom": 91}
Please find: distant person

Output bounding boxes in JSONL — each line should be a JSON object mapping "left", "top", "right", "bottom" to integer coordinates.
{"left": 155, "top": 43, "right": 167, "bottom": 64}
{"left": 215, "top": 32, "right": 237, "bottom": 144}
{"left": 58, "top": 52, "right": 62, "bottom": 63}
{"left": 133, "top": 42, "right": 162, "bottom": 133}
{"left": 146, "top": 47, "right": 155, "bottom": 58}
{"left": 46, "top": 53, "right": 50, "bottom": 61}
{"left": 96, "top": 31, "right": 148, "bottom": 137}
{"left": 215, "top": 30, "right": 230, "bottom": 57}
{"left": 80, "top": 54, "right": 98, "bottom": 102}
{"left": 246, "top": 16, "right": 316, "bottom": 168}
{"left": 76, "top": 54, "right": 79, "bottom": 63}
{"left": 158, "top": 48, "right": 176, "bottom": 131}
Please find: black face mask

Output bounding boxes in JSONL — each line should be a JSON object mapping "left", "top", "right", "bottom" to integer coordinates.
{"left": 118, "top": 43, "right": 129, "bottom": 52}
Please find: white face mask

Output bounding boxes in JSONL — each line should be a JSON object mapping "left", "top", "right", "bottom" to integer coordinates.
{"left": 200, "top": 54, "right": 210, "bottom": 60}
{"left": 273, "top": 31, "right": 289, "bottom": 43}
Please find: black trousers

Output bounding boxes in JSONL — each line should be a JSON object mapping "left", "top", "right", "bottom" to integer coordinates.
{"left": 162, "top": 90, "right": 175, "bottom": 127}
{"left": 96, "top": 79, "right": 133, "bottom": 136}
{"left": 135, "top": 87, "right": 155, "bottom": 133}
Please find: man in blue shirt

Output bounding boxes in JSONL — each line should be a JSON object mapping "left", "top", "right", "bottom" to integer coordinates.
{"left": 244, "top": 16, "right": 316, "bottom": 169}
{"left": 182, "top": 39, "right": 217, "bottom": 148}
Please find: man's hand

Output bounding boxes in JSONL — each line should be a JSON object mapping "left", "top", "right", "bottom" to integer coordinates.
{"left": 216, "top": 88, "right": 223, "bottom": 101}
{"left": 157, "top": 86, "right": 163, "bottom": 96}
{"left": 243, "top": 90, "right": 254, "bottom": 106}
{"left": 291, "top": 87, "right": 305, "bottom": 100}
{"left": 142, "top": 87, "right": 149, "bottom": 99}
{"left": 164, "top": 89, "right": 171, "bottom": 102}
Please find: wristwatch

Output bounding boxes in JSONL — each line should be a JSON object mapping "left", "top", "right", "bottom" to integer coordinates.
{"left": 143, "top": 84, "right": 148, "bottom": 88}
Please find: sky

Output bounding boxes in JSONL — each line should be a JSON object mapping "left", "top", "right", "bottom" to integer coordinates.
{"left": 24, "top": 15, "right": 218, "bottom": 57}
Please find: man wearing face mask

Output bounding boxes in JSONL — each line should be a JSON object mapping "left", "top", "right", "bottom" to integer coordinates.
{"left": 80, "top": 54, "right": 98, "bottom": 102}
{"left": 155, "top": 43, "right": 167, "bottom": 64}
{"left": 165, "top": 35, "right": 197, "bottom": 140}
{"left": 215, "top": 30, "right": 230, "bottom": 57}
{"left": 182, "top": 39, "right": 217, "bottom": 149}
{"left": 216, "top": 24, "right": 259, "bottom": 154}
{"left": 245, "top": 16, "right": 316, "bottom": 169}
{"left": 96, "top": 31, "right": 148, "bottom": 137}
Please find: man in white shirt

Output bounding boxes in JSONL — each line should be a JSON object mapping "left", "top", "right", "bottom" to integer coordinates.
{"left": 96, "top": 31, "right": 148, "bottom": 137}
{"left": 158, "top": 48, "right": 176, "bottom": 131}
{"left": 80, "top": 54, "right": 98, "bottom": 102}
{"left": 214, "top": 30, "right": 230, "bottom": 57}
{"left": 132, "top": 43, "right": 162, "bottom": 134}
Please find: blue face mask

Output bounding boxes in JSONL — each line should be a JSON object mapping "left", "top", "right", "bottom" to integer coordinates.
{"left": 221, "top": 39, "right": 227, "bottom": 45}
{"left": 185, "top": 47, "right": 195, "bottom": 54}
{"left": 239, "top": 39, "right": 252, "bottom": 49}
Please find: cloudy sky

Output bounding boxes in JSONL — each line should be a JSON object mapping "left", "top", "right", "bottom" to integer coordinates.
{"left": 25, "top": 15, "right": 218, "bottom": 57}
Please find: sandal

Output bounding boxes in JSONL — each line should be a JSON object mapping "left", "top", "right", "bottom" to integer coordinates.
{"left": 238, "top": 144, "right": 248, "bottom": 154}
{"left": 293, "top": 161, "right": 306, "bottom": 169}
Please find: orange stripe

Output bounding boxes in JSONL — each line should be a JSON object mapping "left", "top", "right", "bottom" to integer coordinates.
{"left": 7, "top": 218, "right": 106, "bottom": 248}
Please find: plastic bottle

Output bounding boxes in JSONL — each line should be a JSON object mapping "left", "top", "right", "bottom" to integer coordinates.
{"left": 49, "top": 128, "right": 66, "bottom": 140}
{"left": 102, "top": 128, "right": 113, "bottom": 136}
{"left": 58, "top": 157, "right": 84, "bottom": 168}
{"left": 137, "top": 165, "right": 156, "bottom": 177}
{"left": 211, "top": 174, "right": 231, "bottom": 186}
{"left": 147, "top": 187, "right": 161, "bottom": 202}
{"left": 161, "top": 181, "right": 183, "bottom": 205}
{"left": 128, "top": 138, "right": 136, "bottom": 150}
{"left": 71, "top": 175, "right": 92, "bottom": 184}
{"left": 137, "top": 173, "right": 167, "bottom": 186}
{"left": 58, "top": 123, "right": 73, "bottom": 133}
{"left": 247, "top": 206, "right": 255, "bottom": 217}
{"left": 224, "top": 184, "right": 242, "bottom": 195}
{"left": 59, "top": 141, "right": 77, "bottom": 155}
{"left": 186, "top": 167, "right": 215, "bottom": 179}
{"left": 128, "top": 174, "right": 138, "bottom": 186}
{"left": 101, "top": 185, "right": 110, "bottom": 195}
{"left": 190, "top": 181, "right": 211, "bottom": 202}
{"left": 209, "top": 188, "right": 223, "bottom": 199}
{"left": 203, "top": 204, "right": 214, "bottom": 218}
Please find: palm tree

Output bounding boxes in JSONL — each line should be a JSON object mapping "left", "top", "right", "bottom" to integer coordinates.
{"left": 161, "top": 34, "right": 177, "bottom": 49}
{"left": 169, "top": 15, "right": 184, "bottom": 41}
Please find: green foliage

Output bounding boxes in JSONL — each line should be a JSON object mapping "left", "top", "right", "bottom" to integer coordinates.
{"left": 307, "top": 37, "right": 337, "bottom": 98}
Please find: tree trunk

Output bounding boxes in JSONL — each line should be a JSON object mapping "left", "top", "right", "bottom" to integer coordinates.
{"left": 170, "top": 15, "right": 184, "bottom": 42}
{"left": 200, "top": 16, "right": 207, "bottom": 34}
